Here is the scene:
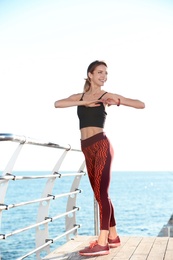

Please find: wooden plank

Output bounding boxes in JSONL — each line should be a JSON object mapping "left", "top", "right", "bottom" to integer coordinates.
{"left": 96, "top": 237, "right": 129, "bottom": 260}
{"left": 164, "top": 238, "right": 173, "bottom": 260}
{"left": 43, "top": 236, "right": 172, "bottom": 260}
{"left": 43, "top": 235, "right": 84, "bottom": 259}
{"left": 112, "top": 237, "right": 142, "bottom": 259}
{"left": 130, "top": 237, "right": 156, "bottom": 260}
{"left": 147, "top": 237, "right": 168, "bottom": 260}
{"left": 43, "top": 236, "right": 98, "bottom": 260}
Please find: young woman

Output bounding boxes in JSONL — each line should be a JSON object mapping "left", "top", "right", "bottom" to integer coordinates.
{"left": 54, "top": 60, "right": 145, "bottom": 256}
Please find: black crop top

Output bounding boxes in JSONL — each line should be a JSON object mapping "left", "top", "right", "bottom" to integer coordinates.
{"left": 77, "top": 92, "right": 107, "bottom": 129}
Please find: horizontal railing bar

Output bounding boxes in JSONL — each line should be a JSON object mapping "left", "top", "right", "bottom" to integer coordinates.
{"left": 57, "top": 172, "right": 86, "bottom": 177}
{"left": 1, "top": 219, "right": 51, "bottom": 240}
{"left": 54, "top": 189, "right": 82, "bottom": 199}
{"left": 0, "top": 171, "right": 86, "bottom": 181}
{"left": 0, "top": 190, "right": 81, "bottom": 210}
{"left": 54, "top": 171, "right": 86, "bottom": 178}
{"left": 16, "top": 239, "right": 52, "bottom": 260}
{"left": 0, "top": 133, "right": 81, "bottom": 152}
{"left": 0, "top": 173, "right": 60, "bottom": 180}
{"left": 50, "top": 207, "right": 80, "bottom": 222}
{"left": 52, "top": 224, "right": 80, "bottom": 243}
{"left": 17, "top": 225, "right": 80, "bottom": 260}
{"left": 0, "top": 196, "right": 53, "bottom": 210}
{"left": 0, "top": 208, "right": 79, "bottom": 240}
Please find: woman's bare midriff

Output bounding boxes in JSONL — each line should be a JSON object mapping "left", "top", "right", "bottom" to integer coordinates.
{"left": 80, "top": 127, "right": 104, "bottom": 140}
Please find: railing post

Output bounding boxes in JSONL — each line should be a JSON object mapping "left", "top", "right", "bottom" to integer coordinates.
{"left": 93, "top": 197, "right": 99, "bottom": 236}
{"left": 65, "top": 161, "right": 86, "bottom": 240}
{"left": 35, "top": 149, "right": 70, "bottom": 260}
{"left": 0, "top": 143, "right": 24, "bottom": 227}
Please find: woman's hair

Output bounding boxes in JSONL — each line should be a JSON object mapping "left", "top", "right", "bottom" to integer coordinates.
{"left": 83, "top": 60, "right": 107, "bottom": 92}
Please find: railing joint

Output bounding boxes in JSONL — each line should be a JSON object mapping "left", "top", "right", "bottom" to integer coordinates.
{"left": 0, "top": 203, "right": 9, "bottom": 210}
{"left": 53, "top": 171, "right": 61, "bottom": 178}
{"left": 0, "top": 234, "right": 6, "bottom": 239}
{"left": 74, "top": 224, "right": 81, "bottom": 228}
{"left": 73, "top": 206, "right": 80, "bottom": 211}
{"left": 45, "top": 238, "right": 53, "bottom": 243}
{"left": 47, "top": 194, "right": 55, "bottom": 199}
{"left": 66, "top": 144, "right": 71, "bottom": 151}
{"left": 45, "top": 216, "right": 53, "bottom": 222}
{"left": 6, "top": 173, "right": 16, "bottom": 180}
{"left": 80, "top": 170, "right": 87, "bottom": 175}
{"left": 75, "top": 188, "right": 82, "bottom": 193}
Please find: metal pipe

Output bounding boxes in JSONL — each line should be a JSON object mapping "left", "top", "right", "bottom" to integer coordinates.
{"left": 0, "top": 133, "right": 81, "bottom": 152}
{"left": 93, "top": 197, "right": 99, "bottom": 236}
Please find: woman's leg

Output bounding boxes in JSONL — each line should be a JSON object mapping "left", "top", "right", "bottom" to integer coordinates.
{"left": 94, "top": 137, "right": 116, "bottom": 245}
{"left": 82, "top": 133, "right": 117, "bottom": 245}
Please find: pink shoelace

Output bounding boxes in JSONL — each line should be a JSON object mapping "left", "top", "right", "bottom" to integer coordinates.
{"left": 89, "top": 240, "right": 98, "bottom": 248}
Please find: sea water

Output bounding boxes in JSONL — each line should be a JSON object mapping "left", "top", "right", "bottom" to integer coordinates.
{"left": 0, "top": 171, "right": 173, "bottom": 259}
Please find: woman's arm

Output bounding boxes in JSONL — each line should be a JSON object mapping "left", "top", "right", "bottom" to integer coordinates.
{"left": 54, "top": 94, "right": 81, "bottom": 108}
{"left": 101, "top": 93, "right": 145, "bottom": 109}
{"left": 120, "top": 96, "right": 145, "bottom": 108}
{"left": 54, "top": 93, "right": 102, "bottom": 108}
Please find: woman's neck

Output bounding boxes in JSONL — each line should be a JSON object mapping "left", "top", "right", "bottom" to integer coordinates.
{"left": 87, "top": 86, "right": 102, "bottom": 95}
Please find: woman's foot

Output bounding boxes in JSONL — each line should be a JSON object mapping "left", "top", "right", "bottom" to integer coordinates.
{"left": 79, "top": 240, "right": 110, "bottom": 256}
{"left": 108, "top": 236, "right": 121, "bottom": 248}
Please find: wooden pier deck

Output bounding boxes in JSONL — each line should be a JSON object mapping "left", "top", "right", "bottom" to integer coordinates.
{"left": 43, "top": 235, "right": 173, "bottom": 260}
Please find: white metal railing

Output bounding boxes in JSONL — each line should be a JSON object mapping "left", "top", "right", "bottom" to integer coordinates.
{"left": 0, "top": 133, "right": 87, "bottom": 260}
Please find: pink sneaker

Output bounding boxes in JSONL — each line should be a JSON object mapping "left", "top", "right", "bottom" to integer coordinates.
{"left": 108, "top": 236, "right": 121, "bottom": 248}
{"left": 79, "top": 240, "right": 110, "bottom": 256}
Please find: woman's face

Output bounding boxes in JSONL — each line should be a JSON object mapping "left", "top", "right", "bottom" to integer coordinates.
{"left": 89, "top": 64, "right": 108, "bottom": 86}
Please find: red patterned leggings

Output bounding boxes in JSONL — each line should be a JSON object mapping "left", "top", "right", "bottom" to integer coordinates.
{"left": 81, "top": 132, "right": 116, "bottom": 230}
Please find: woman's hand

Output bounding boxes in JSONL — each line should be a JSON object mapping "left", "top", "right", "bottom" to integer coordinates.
{"left": 85, "top": 100, "right": 101, "bottom": 107}
{"left": 100, "top": 98, "right": 118, "bottom": 106}
{"left": 101, "top": 96, "right": 145, "bottom": 109}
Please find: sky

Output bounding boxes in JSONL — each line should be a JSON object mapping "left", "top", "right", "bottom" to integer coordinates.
{"left": 0, "top": 0, "right": 173, "bottom": 172}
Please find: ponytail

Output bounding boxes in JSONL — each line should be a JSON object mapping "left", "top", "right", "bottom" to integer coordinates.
{"left": 83, "top": 78, "right": 91, "bottom": 93}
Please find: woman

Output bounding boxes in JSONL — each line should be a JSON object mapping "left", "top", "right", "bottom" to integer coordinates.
{"left": 54, "top": 60, "right": 145, "bottom": 256}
